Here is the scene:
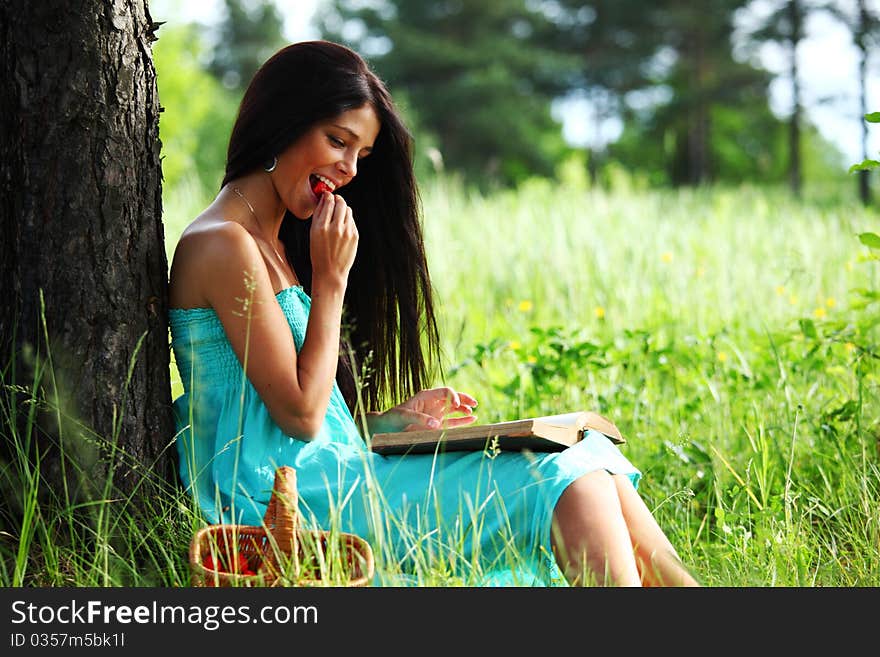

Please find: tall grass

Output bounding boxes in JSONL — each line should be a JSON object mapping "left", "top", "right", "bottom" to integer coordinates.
{"left": 0, "top": 335, "right": 195, "bottom": 587}
{"left": 2, "top": 174, "right": 877, "bottom": 586}
{"left": 419, "top": 175, "right": 879, "bottom": 586}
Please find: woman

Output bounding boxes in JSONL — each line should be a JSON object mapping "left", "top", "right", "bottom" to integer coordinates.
{"left": 169, "top": 40, "right": 699, "bottom": 587}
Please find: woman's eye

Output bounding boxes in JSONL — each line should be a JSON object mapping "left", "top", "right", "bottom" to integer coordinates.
{"left": 329, "top": 135, "right": 344, "bottom": 147}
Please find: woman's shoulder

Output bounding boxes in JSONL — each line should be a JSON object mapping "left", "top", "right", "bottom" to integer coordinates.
{"left": 169, "top": 214, "right": 265, "bottom": 309}
{"left": 177, "top": 212, "right": 259, "bottom": 254}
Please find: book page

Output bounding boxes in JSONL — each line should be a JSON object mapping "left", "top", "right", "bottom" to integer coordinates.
{"left": 534, "top": 411, "right": 588, "bottom": 429}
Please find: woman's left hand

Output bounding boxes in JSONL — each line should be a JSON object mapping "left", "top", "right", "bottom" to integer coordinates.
{"left": 368, "top": 387, "right": 478, "bottom": 434}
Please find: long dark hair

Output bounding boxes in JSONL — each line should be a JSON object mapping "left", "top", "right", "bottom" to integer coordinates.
{"left": 222, "top": 41, "right": 441, "bottom": 415}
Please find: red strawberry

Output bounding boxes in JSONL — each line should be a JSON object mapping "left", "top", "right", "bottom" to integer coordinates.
{"left": 313, "top": 180, "right": 333, "bottom": 195}
{"left": 202, "top": 552, "right": 250, "bottom": 574}
{"left": 202, "top": 554, "right": 225, "bottom": 573}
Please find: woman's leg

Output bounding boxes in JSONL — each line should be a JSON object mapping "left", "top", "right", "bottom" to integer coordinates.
{"left": 612, "top": 474, "right": 701, "bottom": 587}
{"left": 551, "top": 470, "right": 642, "bottom": 586}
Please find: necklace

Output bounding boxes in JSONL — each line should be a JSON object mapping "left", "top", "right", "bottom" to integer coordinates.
{"left": 232, "top": 186, "right": 285, "bottom": 264}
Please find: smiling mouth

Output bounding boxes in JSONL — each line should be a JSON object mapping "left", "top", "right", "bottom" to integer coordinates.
{"left": 309, "top": 174, "right": 336, "bottom": 195}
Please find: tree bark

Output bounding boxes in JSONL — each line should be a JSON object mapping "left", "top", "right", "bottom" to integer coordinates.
{"left": 0, "top": 0, "right": 174, "bottom": 510}
{"left": 787, "top": 0, "right": 803, "bottom": 198}
{"left": 687, "top": 38, "right": 711, "bottom": 186}
{"left": 856, "top": 0, "right": 872, "bottom": 206}
{"left": 673, "top": 26, "right": 712, "bottom": 186}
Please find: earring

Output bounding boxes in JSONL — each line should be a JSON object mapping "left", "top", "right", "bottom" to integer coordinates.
{"left": 264, "top": 156, "right": 277, "bottom": 173}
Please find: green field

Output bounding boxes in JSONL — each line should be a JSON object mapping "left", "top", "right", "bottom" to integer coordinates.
{"left": 4, "top": 176, "right": 879, "bottom": 587}
{"left": 426, "top": 179, "right": 879, "bottom": 586}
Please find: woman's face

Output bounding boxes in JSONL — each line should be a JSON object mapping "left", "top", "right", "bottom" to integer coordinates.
{"left": 275, "top": 103, "right": 381, "bottom": 219}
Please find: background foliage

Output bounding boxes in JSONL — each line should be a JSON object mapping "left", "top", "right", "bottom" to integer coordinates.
{"left": 153, "top": 0, "right": 879, "bottom": 197}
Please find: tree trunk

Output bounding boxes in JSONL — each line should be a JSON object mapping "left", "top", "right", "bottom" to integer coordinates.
{"left": 856, "top": 0, "right": 872, "bottom": 206}
{"left": 788, "top": 0, "right": 803, "bottom": 198}
{"left": 687, "top": 100, "right": 711, "bottom": 185}
{"left": 587, "top": 89, "right": 610, "bottom": 188}
{"left": 0, "top": 0, "right": 174, "bottom": 511}
{"left": 681, "top": 29, "right": 711, "bottom": 186}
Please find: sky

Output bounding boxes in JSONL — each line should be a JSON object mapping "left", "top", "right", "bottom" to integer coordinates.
{"left": 150, "top": 0, "right": 880, "bottom": 168}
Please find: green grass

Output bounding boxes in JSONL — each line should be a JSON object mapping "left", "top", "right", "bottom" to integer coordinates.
{"left": 2, "top": 174, "right": 878, "bottom": 586}
{"left": 419, "top": 175, "right": 879, "bottom": 586}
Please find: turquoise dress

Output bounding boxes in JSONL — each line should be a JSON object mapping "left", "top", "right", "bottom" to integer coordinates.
{"left": 170, "top": 285, "right": 641, "bottom": 585}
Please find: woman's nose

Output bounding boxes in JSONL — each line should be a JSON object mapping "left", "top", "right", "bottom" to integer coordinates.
{"left": 337, "top": 151, "right": 357, "bottom": 179}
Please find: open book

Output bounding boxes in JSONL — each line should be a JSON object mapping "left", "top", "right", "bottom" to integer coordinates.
{"left": 369, "top": 411, "right": 626, "bottom": 455}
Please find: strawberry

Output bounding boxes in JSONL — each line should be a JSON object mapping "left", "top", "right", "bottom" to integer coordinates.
{"left": 202, "top": 554, "right": 224, "bottom": 573}
{"left": 202, "top": 551, "right": 250, "bottom": 574}
{"left": 314, "top": 180, "right": 333, "bottom": 195}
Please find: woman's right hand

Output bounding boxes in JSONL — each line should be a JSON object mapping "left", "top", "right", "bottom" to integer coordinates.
{"left": 310, "top": 191, "right": 358, "bottom": 287}
{"left": 367, "top": 387, "right": 479, "bottom": 434}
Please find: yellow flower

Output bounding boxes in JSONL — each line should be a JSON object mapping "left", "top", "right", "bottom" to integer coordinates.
{"left": 661, "top": 252, "right": 673, "bottom": 263}
{"left": 518, "top": 300, "right": 533, "bottom": 312}
{"left": 526, "top": 355, "right": 538, "bottom": 364}
{"left": 825, "top": 297, "right": 836, "bottom": 308}
{"left": 788, "top": 294, "right": 798, "bottom": 306}
{"left": 844, "top": 342, "right": 856, "bottom": 352}
{"left": 594, "top": 306, "right": 606, "bottom": 319}
{"left": 775, "top": 285, "right": 786, "bottom": 296}
{"left": 717, "top": 351, "right": 728, "bottom": 363}
{"left": 813, "top": 307, "right": 827, "bottom": 319}
{"left": 508, "top": 340, "right": 521, "bottom": 350}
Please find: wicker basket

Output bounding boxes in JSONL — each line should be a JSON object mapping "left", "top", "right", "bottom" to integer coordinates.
{"left": 188, "top": 466, "right": 375, "bottom": 587}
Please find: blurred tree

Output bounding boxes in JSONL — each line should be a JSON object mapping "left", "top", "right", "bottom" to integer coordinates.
{"left": 611, "top": 95, "right": 791, "bottom": 186}
{"left": 154, "top": 23, "right": 239, "bottom": 191}
{"left": 562, "top": 0, "right": 778, "bottom": 186}
{"left": 534, "top": 0, "right": 659, "bottom": 184}
{"left": 317, "top": 0, "right": 580, "bottom": 187}
{"left": 208, "top": 0, "right": 287, "bottom": 91}
{"left": 647, "top": 0, "right": 774, "bottom": 185}
{"left": 0, "top": 1, "right": 174, "bottom": 510}
{"left": 742, "top": 0, "right": 822, "bottom": 197}
{"left": 827, "top": 0, "right": 880, "bottom": 204}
